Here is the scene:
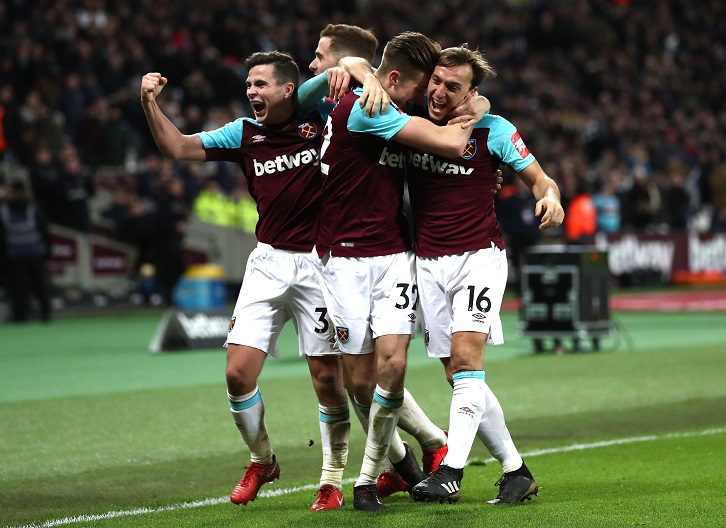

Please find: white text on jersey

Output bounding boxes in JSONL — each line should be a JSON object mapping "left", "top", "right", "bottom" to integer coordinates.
{"left": 378, "top": 146, "right": 406, "bottom": 169}
{"left": 253, "top": 148, "right": 320, "bottom": 176}
{"left": 407, "top": 152, "right": 474, "bottom": 175}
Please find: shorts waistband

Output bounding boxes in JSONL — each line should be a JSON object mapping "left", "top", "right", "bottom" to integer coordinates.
{"left": 256, "top": 242, "right": 308, "bottom": 255}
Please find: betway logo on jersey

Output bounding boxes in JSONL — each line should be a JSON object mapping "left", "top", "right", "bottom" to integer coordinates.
{"left": 378, "top": 146, "right": 407, "bottom": 169}
{"left": 406, "top": 151, "right": 474, "bottom": 175}
{"left": 253, "top": 148, "right": 320, "bottom": 176}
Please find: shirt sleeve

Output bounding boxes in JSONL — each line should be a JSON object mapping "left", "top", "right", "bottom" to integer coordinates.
{"left": 483, "top": 114, "right": 536, "bottom": 172}
{"left": 295, "top": 73, "right": 330, "bottom": 114}
{"left": 346, "top": 89, "right": 411, "bottom": 140}
{"left": 197, "top": 118, "right": 246, "bottom": 149}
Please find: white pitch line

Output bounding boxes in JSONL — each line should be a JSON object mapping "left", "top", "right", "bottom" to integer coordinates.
{"left": 9, "top": 427, "right": 726, "bottom": 528}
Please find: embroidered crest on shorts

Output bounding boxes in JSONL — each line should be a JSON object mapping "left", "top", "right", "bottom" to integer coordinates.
{"left": 462, "top": 139, "right": 477, "bottom": 160}
{"left": 336, "top": 326, "right": 349, "bottom": 344}
{"left": 424, "top": 329, "right": 430, "bottom": 347}
{"left": 228, "top": 316, "right": 236, "bottom": 332}
{"left": 298, "top": 122, "right": 319, "bottom": 139}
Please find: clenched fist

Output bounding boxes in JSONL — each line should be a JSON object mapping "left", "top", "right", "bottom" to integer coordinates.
{"left": 140, "top": 73, "right": 168, "bottom": 103}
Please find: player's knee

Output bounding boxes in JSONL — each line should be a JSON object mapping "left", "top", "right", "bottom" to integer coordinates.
{"left": 225, "top": 366, "right": 257, "bottom": 395}
{"left": 346, "top": 378, "right": 375, "bottom": 406}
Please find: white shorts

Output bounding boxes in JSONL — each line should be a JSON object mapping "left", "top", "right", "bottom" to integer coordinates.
{"left": 226, "top": 243, "right": 337, "bottom": 358}
{"left": 312, "top": 249, "right": 417, "bottom": 354}
{"left": 416, "top": 245, "right": 507, "bottom": 358}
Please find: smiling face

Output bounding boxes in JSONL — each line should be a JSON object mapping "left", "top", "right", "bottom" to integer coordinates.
{"left": 426, "top": 63, "right": 476, "bottom": 123}
{"left": 309, "top": 36, "right": 336, "bottom": 75}
{"left": 246, "top": 64, "right": 294, "bottom": 124}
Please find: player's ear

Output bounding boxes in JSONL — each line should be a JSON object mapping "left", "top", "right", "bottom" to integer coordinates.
{"left": 283, "top": 82, "right": 295, "bottom": 98}
{"left": 388, "top": 70, "right": 400, "bottom": 87}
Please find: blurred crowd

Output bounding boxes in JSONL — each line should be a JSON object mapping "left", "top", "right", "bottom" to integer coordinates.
{"left": 1, "top": 0, "right": 725, "bottom": 252}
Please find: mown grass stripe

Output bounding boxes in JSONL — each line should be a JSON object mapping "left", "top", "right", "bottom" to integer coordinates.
{"left": 11, "top": 427, "right": 725, "bottom": 528}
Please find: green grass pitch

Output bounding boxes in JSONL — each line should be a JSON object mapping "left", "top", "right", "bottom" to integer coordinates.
{"left": 1, "top": 309, "right": 725, "bottom": 527}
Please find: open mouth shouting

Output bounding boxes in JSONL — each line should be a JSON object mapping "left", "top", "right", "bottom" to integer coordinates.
{"left": 428, "top": 96, "right": 449, "bottom": 122}
{"left": 250, "top": 100, "right": 266, "bottom": 120}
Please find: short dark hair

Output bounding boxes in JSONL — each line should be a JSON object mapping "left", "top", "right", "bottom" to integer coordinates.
{"left": 378, "top": 32, "right": 441, "bottom": 79}
{"left": 245, "top": 51, "right": 300, "bottom": 86}
{"left": 320, "top": 24, "right": 378, "bottom": 63}
{"left": 438, "top": 45, "right": 497, "bottom": 89}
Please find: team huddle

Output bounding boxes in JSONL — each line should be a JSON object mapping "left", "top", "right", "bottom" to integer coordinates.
{"left": 141, "top": 23, "right": 564, "bottom": 513}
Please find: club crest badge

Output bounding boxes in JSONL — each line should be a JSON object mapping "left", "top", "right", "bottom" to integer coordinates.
{"left": 424, "top": 329, "right": 430, "bottom": 347}
{"left": 336, "top": 326, "right": 349, "bottom": 344}
{"left": 462, "top": 139, "right": 477, "bottom": 160}
{"left": 298, "top": 122, "right": 318, "bottom": 139}
{"left": 228, "top": 316, "right": 236, "bottom": 332}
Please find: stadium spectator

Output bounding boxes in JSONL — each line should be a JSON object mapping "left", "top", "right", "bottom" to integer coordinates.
{"left": 151, "top": 176, "right": 189, "bottom": 306}
{"left": 1, "top": 0, "right": 724, "bottom": 237}
{"left": 592, "top": 176, "right": 622, "bottom": 233}
{"left": 0, "top": 178, "right": 52, "bottom": 322}
{"left": 564, "top": 180, "right": 596, "bottom": 245}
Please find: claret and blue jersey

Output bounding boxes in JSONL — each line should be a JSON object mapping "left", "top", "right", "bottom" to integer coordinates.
{"left": 316, "top": 87, "right": 413, "bottom": 258}
{"left": 407, "top": 113, "right": 536, "bottom": 257}
{"left": 197, "top": 113, "right": 325, "bottom": 252}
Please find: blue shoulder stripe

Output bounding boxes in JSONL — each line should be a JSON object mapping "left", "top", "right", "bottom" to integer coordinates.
{"left": 476, "top": 114, "right": 535, "bottom": 172}
{"left": 198, "top": 118, "right": 258, "bottom": 150}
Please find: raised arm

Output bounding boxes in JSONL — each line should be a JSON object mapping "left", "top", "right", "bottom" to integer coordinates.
{"left": 392, "top": 116, "right": 474, "bottom": 158}
{"left": 517, "top": 160, "right": 565, "bottom": 229}
{"left": 141, "top": 73, "right": 206, "bottom": 161}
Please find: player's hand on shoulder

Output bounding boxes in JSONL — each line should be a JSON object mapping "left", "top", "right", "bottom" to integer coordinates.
{"left": 449, "top": 94, "right": 491, "bottom": 123}
{"left": 360, "top": 73, "right": 390, "bottom": 117}
{"left": 141, "top": 73, "right": 167, "bottom": 104}
{"left": 326, "top": 67, "right": 351, "bottom": 102}
{"left": 536, "top": 196, "right": 565, "bottom": 230}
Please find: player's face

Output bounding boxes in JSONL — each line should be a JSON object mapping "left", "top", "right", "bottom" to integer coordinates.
{"left": 391, "top": 70, "right": 429, "bottom": 110}
{"left": 309, "top": 37, "right": 337, "bottom": 75}
{"left": 427, "top": 63, "right": 476, "bottom": 123}
{"left": 246, "top": 64, "right": 291, "bottom": 124}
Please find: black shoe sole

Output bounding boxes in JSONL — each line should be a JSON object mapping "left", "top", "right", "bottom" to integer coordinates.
{"left": 411, "top": 488, "right": 461, "bottom": 504}
{"left": 488, "top": 483, "right": 539, "bottom": 505}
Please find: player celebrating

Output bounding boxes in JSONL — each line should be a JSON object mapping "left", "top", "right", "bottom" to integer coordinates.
{"left": 300, "top": 31, "right": 487, "bottom": 511}
{"left": 140, "top": 51, "right": 350, "bottom": 512}
{"left": 407, "top": 45, "right": 564, "bottom": 505}
{"left": 304, "top": 23, "right": 450, "bottom": 501}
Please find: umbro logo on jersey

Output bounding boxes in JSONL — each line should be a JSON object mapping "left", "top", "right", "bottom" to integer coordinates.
{"left": 253, "top": 148, "right": 320, "bottom": 176}
{"left": 297, "top": 122, "right": 319, "bottom": 139}
{"left": 252, "top": 135, "right": 266, "bottom": 143}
